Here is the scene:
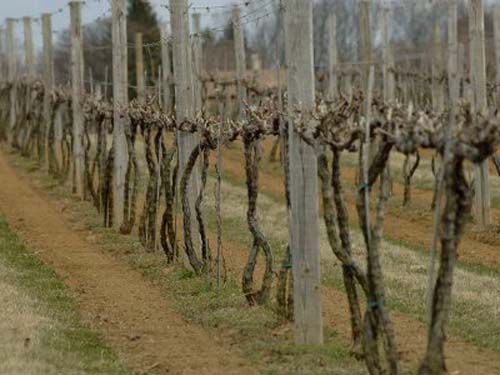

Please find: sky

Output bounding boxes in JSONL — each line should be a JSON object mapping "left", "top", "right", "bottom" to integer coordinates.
{"left": 0, "top": 0, "right": 237, "bottom": 51}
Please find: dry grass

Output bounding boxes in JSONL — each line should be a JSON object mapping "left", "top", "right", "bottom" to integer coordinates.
{"left": 343, "top": 151, "right": 500, "bottom": 207}
{"left": 203, "top": 174, "right": 500, "bottom": 352}
{"left": 11, "top": 155, "right": 367, "bottom": 375}
{"left": 0, "top": 215, "right": 129, "bottom": 375}
{"left": 0, "top": 269, "right": 55, "bottom": 374}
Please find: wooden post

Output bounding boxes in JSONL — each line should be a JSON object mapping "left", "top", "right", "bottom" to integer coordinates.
{"left": 432, "top": 25, "right": 444, "bottom": 112}
{"left": 42, "top": 13, "right": 56, "bottom": 170}
{"left": 135, "top": 32, "right": 145, "bottom": 102}
{"left": 381, "top": 6, "right": 395, "bottom": 102}
{"left": 469, "top": 0, "right": 491, "bottom": 227}
{"left": 170, "top": 0, "right": 197, "bottom": 161}
{"left": 23, "top": 17, "right": 35, "bottom": 80}
{"left": 170, "top": 0, "right": 200, "bottom": 248}
{"left": 326, "top": 12, "right": 338, "bottom": 101}
{"left": 0, "top": 29, "right": 4, "bottom": 81}
{"left": 94, "top": 82, "right": 106, "bottom": 211}
{"left": 343, "top": 73, "right": 353, "bottom": 102}
{"left": 0, "top": 28, "right": 7, "bottom": 81}
{"left": 112, "top": 0, "right": 129, "bottom": 229}
{"left": 494, "top": 5, "right": 500, "bottom": 104}
{"left": 160, "top": 23, "right": 172, "bottom": 112}
{"left": 359, "top": 0, "right": 372, "bottom": 83}
{"left": 70, "top": 1, "right": 85, "bottom": 198}
{"left": 284, "top": 0, "right": 323, "bottom": 345}
{"left": 251, "top": 52, "right": 261, "bottom": 76}
{"left": 22, "top": 17, "right": 36, "bottom": 154}
{"left": 458, "top": 43, "right": 465, "bottom": 98}
{"left": 448, "top": 0, "right": 459, "bottom": 105}
{"left": 6, "top": 18, "right": 17, "bottom": 146}
{"left": 192, "top": 13, "right": 203, "bottom": 114}
{"left": 247, "top": 52, "right": 262, "bottom": 103}
{"left": 232, "top": 6, "right": 247, "bottom": 120}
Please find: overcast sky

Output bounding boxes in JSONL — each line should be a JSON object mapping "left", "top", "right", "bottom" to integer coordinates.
{"left": 1, "top": 0, "right": 236, "bottom": 51}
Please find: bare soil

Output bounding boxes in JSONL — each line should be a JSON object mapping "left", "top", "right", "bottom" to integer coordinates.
{"left": 0, "top": 148, "right": 257, "bottom": 375}
{"left": 2, "top": 144, "right": 500, "bottom": 375}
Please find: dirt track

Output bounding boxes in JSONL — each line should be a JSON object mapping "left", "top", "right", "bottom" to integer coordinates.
{"left": 0, "top": 148, "right": 257, "bottom": 375}
{"left": 1, "top": 146, "right": 500, "bottom": 374}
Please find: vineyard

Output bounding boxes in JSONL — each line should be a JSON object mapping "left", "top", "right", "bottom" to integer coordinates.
{"left": 0, "top": 0, "right": 500, "bottom": 374}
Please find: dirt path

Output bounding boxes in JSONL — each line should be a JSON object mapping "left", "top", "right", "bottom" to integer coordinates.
{"left": 0, "top": 149, "right": 257, "bottom": 375}
{"left": 2, "top": 146, "right": 500, "bottom": 375}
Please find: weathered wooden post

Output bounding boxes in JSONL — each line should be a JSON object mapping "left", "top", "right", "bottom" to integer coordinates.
{"left": 70, "top": 1, "right": 85, "bottom": 198}
{"left": 23, "top": 17, "right": 35, "bottom": 80}
{"left": 448, "top": 0, "right": 459, "bottom": 104}
{"left": 359, "top": 0, "right": 373, "bottom": 83}
{"left": 170, "top": 0, "right": 197, "bottom": 170}
{"left": 494, "top": 5, "right": 500, "bottom": 104}
{"left": 160, "top": 23, "right": 172, "bottom": 112}
{"left": 192, "top": 13, "right": 203, "bottom": 114}
{"left": 112, "top": 0, "right": 129, "bottom": 229}
{"left": 170, "top": 0, "right": 200, "bottom": 257}
{"left": 42, "top": 13, "right": 56, "bottom": 171}
{"left": 284, "top": 0, "right": 323, "bottom": 345}
{"left": 22, "top": 17, "right": 35, "bottom": 154}
{"left": 6, "top": 18, "right": 17, "bottom": 146}
{"left": 232, "top": 6, "right": 247, "bottom": 120}
{"left": 458, "top": 43, "right": 465, "bottom": 98}
{"left": 135, "top": 32, "right": 145, "bottom": 103}
{"left": 0, "top": 29, "right": 4, "bottom": 81}
{"left": 469, "top": 0, "right": 491, "bottom": 227}
{"left": 432, "top": 25, "right": 445, "bottom": 112}
{"left": 251, "top": 52, "right": 261, "bottom": 86}
{"left": 326, "top": 12, "right": 338, "bottom": 101}
{"left": 381, "top": 5, "right": 395, "bottom": 102}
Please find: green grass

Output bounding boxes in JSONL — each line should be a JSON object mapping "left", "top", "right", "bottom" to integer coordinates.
{"left": 10, "top": 148, "right": 500, "bottom": 372}
{"left": 6, "top": 153, "right": 368, "bottom": 375}
{"left": 384, "top": 236, "right": 500, "bottom": 279}
{"left": 0, "top": 214, "right": 129, "bottom": 375}
{"left": 206, "top": 164, "right": 500, "bottom": 354}
{"left": 161, "top": 267, "right": 367, "bottom": 375}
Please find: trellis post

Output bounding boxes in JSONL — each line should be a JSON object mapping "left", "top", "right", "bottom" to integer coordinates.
{"left": 381, "top": 6, "right": 394, "bottom": 102}
{"left": 493, "top": 4, "right": 500, "bottom": 104}
{"left": 448, "top": 0, "right": 459, "bottom": 105}
{"left": 192, "top": 13, "right": 203, "bottom": 114}
{"left": 359, "top": 0, "right": 372, "bottom": 83}
{"left": 469, "top": 0, "right": 491, "bottom": 227}
{"left": 23, "top": 17, "right": 39, "bottom": 157}
{"left": 432, "top": 25, "right": 444, "bottom": 112}
{"left": 284, "top": 0, "right": 323, "bottom": 345}
{"left": 251, "top": 52, "right": 261, "bottom": 87}
{"left": 232, "top": 6, "right": 247, "bottom": 120}
{"left": 160, "top": 23, "right": 172, "bottom": 112}
{"left": 112, "top": 0, "right": 129, "bottom": 229}
{"left": 70, "top": 1, "right": 85, "bottom": 198}
{"left": 326, "top": 12, "right": 338, "bottom": 101}
{"left": 6, "top": 18, "right": 17, "bottom": 146}
{"left": 170, "top": 0, "right": 200, "bottom": 255}
{"left": 0, "top": 29, "right": 4, "bottom": 81}
{"left": 23, "top": 17, "right": 35, "bottom": 80}
{"left": 135, "top": 32, "right": 145, "bottom": 103}
{"left": 42, "top": 13, "right": 56, "bottom": 171}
